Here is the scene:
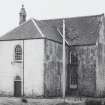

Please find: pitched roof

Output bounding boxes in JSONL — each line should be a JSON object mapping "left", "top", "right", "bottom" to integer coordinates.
{"left": 0, "top": 19, "right": 43, "bottom": 40}
{"left": 0, "top": 14, "right": 103, "bottom": 45}
{"left": 41, "top": 14, "right": 103, "bottom": 45}
{"left": 35, "top": 19, "right": 63, "bottom": 43}
{"left": 0, "top": 18, "right": 62, "bottom": 43}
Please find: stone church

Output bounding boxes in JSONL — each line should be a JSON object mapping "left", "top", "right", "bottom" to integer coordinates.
{"left": 0, "top": 5, "right": 105, "bottom": 97}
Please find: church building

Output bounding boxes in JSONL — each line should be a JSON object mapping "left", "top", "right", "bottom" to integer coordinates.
{"left": 0, "top": 5, "right": 105, "bottom": 97}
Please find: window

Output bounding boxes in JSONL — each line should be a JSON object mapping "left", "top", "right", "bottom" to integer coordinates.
{"left": 15, "top": 45, "right": 22, "bottom": 61}
{"left": 57, "top": 62, "right": 61, "bottom": 75}
{"left": 70, "top": 52, "right": 78, "bottom": 65}
{"left": 70, "top": 72, "right": 77, "bottom": 86}
{"left": 69, "top": 51, "right": 78, "bottom": 89}
{"left": 69, "top": 71, "right": 78, "bottom": 89}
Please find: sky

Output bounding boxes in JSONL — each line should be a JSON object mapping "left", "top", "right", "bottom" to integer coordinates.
{"left": 0, "top": 0, "right": 105, "bottom": 36}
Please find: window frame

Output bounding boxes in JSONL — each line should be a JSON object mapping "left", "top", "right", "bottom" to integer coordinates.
{"left": 14, "top": 45, "right": 22, "bottom": 62}
{"left": 69, "top": 51, "right": 78, "bottom": 89}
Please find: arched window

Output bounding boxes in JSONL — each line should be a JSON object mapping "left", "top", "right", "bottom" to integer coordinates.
{"left": 71, "top": 53, "right": 78, "bottom": 65}
{"left": 15, "top": 45, "right": 22, "bottom": 61}
{"left": 69, "top": 51, "right": 78, "bottom": 89}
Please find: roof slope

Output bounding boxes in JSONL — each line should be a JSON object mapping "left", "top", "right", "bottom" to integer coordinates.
{"left": 41, "top": 14, "right": 103, "bottom": 45}
{"left": 0, "top": 19, "right": 42, "bottom": 40}
{"left": 0, "top": 18, "right": 62, "bottom": 43}
{"left": 35, "top": 19, "right": 63, "bottom": 43}
{"left": 0, "top": 14, "right": 103, "bottom": 45}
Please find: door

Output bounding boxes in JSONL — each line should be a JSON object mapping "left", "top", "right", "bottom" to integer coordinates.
{"left": 14, "top": 76, "right": 21, "bottom": 97}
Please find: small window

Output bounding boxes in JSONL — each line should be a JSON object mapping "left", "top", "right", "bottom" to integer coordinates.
{"left": 70, "top": 73, "right": 78, "bottom": 89}
{"left": 70, "top": 73, "right": 77, "bottom": 85}
{"left": 71, "top": 53, "right": 77, "bottom": 64}
{"left": 15, "top": 45, "right": 22, "bottom": 61}
{"left": 70, "top": 52, "right": 78, "bottom": 65}
{"left": 57, "top": 62, "right": 61, "bottom": 75}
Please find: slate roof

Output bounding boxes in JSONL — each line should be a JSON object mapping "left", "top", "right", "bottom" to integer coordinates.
{"left": 0, "top": 18, "right": 62, "bottom": 43}
{"left": 0, "top": 14, "right": 103, "bottom": 45}
{"left": 35, "top": 19, "right": 63, "bottom": 43}
{"left": 0, "top": 19, "right": 42, "bottom": 40}
{"left": 41, "top": 14, "right": 103, "bottom": 45}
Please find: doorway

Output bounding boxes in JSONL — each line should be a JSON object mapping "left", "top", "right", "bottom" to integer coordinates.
{"left": 14, "top": 76, "right": 21, "bottom": 97}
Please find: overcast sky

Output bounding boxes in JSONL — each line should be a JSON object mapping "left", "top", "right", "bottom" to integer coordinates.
{"left": 0, "top": 0, "right": 105, "bottom": 36}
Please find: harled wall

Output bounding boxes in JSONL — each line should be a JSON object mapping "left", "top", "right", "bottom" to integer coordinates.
{"left": 44, "top": 39, "right": 69, "bottom": 97}
{"left": 75, "top": 45, "right": 97, "bottom": 96}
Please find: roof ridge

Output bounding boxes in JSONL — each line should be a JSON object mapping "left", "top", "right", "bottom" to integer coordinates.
{"left": 38, "top": 13, "right": 104, "bottom": 21}
{"left": 31, "top": 18, "right": 45, "bottom": 38}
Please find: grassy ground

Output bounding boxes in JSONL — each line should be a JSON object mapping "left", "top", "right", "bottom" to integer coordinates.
{"left": 0, "top": 97, "right": 85, "bottom": 105}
